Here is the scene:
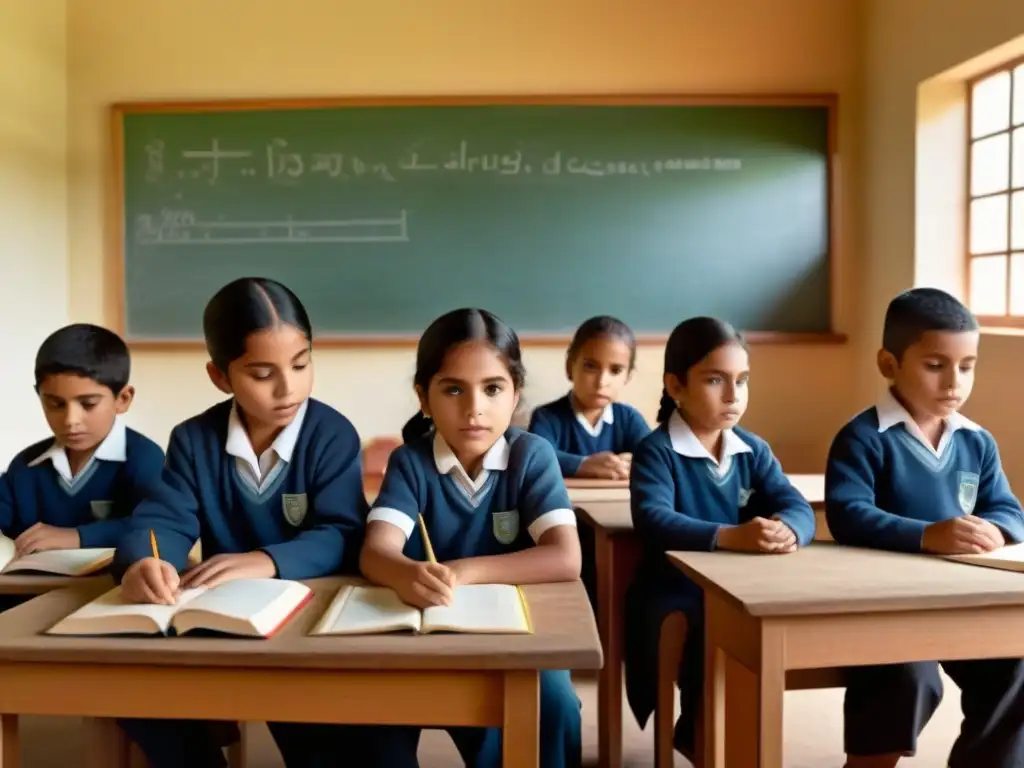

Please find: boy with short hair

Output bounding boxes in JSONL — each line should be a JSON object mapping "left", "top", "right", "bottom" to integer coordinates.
{"left": 826, "top": 288, "right": 1024, "bottom": 768}
{"left": 0, "top": 323, "right": 164, "bottom": 554}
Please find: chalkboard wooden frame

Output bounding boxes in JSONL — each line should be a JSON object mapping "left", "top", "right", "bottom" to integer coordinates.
{"left": 108, "top": 94, "right": 845, "bottom": 348}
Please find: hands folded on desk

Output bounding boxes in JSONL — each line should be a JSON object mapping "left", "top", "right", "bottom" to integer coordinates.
{"left": 578, "top": 451, "right": 631, "bottom": 481}
{"left": 716, "top": 516, "right": 799, "bottom": 555}
{"left": 922, "top": 516, "right": 1005, "bottom": 555}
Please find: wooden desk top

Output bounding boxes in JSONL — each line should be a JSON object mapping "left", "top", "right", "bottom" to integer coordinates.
{"left": 575, "top": 501, "right": 634, "bottom": 533}
{"left": 0, "top": 577, "right": 602, "bottom": 672}
{"left": 668, "top": 543, "right": 1024, "bottom": 618}
{"left": 0, "top": 574, "right": 112, "bottom": 596}
{"left": 564, "top": 479, "right": 629, "bottom": 489}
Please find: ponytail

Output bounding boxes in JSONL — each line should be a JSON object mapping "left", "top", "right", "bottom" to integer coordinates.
{"left": 401, "top": 412, "right": 434, "bottom": 444}
{"left": 656, "top": 390, "right": 676, "bottom": 425}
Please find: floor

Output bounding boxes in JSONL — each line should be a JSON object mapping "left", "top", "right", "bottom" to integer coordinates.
{"left": 13, "top": 672, "right": 964, "bottom": 766}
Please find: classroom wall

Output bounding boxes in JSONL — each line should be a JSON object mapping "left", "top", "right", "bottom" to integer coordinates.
{"left": 862, "top": 0, "right": 1024, "bottom": 486}
{"left": 65, "top": 0, "right": 862, "bottom": 471}
{"left": 0, "top": 1, "right": 67, "bottom": 464}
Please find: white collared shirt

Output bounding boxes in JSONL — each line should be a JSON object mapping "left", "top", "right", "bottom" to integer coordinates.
{"left": 433, "top": 431, "right": 511, "bottom": 501}
{"left": 28, "top": 415, "right": 128, "bottom": 486}
{"left": 875, "top": 388, "right": 980, "bottom": 458}
{"left": 572, "top": 399, "right": 614, "bottom": 439}
{"left": 667, "top": 411, "right": 752, "bottom": 478}
{"left": 225, "top": 399, "right": 309, "bottom": 492}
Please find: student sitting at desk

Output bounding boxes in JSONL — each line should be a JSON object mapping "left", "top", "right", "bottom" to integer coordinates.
{"left": 361, "top": 308, "right": 583, "bottom": 768}
{"left": 624, "top": 317, "right": 815, "bottom": 760}
{"left": 528, "top": 316, "right": 651, "bottom": 608}
{"left": 0, "top": 324, "right": 163, "bottom": 559}
{"left": 826, "top": 288, "right": 1024, "bottom": 768}
{"left": 112, "top": 277, "right": 383, "bottom": 768}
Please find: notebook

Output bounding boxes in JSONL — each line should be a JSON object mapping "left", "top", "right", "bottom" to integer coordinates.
{"left": 0, "top": 536, "right": 113, "bottom": 576}
{"left": 943, "top": 543, "right": 1024, "bottom": 573}
{"left": 310, "top": 583, "right": 533, "bottom": 636}
{"left": 46, "top": 578, "right": 312, "bottom": 638}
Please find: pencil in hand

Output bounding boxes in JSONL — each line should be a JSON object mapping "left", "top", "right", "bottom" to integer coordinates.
{"left": 149, "top": 529, "right": 160, "bottom": 561}
{"left": 418, "top": 514, "right": 437, "bottom": 564}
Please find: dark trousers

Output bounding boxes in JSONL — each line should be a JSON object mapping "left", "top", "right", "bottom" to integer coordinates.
{"left": 373, "top": 669, "right": 582, "bottom": 768}
{"left": 117, "top": 719, "right": 398, "bottom": 768}
{"left": 845, "top": 658, "right": 1024, "bottom": 767}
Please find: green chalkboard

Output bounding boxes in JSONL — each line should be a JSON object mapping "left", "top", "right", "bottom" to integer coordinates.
{"left": 113, "top": 98, "right": 835, "bottom": 341}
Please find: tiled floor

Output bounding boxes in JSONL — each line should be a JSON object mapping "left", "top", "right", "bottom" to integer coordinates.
{"left": 14, "top": 673, "right": 963, "bottom": 766}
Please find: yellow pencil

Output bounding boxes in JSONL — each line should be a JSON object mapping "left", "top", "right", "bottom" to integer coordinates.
{"left": 418, "top": 514, "right": 437, "bottom": 564}
{"left": 149, "top": 529, "right": 160, "bottom": 560}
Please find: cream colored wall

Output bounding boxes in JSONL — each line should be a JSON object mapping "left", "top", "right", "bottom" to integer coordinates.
{"left": 0, "top": 1, "right": 67, "bottom": 464}
{"left": 66, "top": 0, "right": 862, "bottom": 470}
{"left": 863, "top": 1, "right": 1024, "bottom": 486}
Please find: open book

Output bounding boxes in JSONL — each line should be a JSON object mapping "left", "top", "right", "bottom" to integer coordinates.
{"left": 0, "top": 536, "right": 113, "bottom": 576}
{"left": 310, "top": 583, "right": 533, "bottom": 636}
{"left": 944, "top": 543, "right": 1024, "bottom": 573}
{"left": 46, "top": 578, "right": 312, "bottom": 638}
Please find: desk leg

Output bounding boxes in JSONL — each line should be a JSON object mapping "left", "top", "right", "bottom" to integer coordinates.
{"left": 503, "top": 670, "right": 540, "bottom": 768}
{"left": 0, "top": 715, "right": 18, "bottom": 768}
{"left": 703, "top": 605, "right": 726, "bottom": 768}
{"left": 595, "top": 530, "right": 622, "bottom": 768}
{"left": 84, "top": 717, "right": 131, "bottom": 768}
{"left": 755, "top": 623, "right": 785, "bottom": 768}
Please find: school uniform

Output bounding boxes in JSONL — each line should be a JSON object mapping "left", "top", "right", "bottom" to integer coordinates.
{"left": 624, "top": 412, "right": 815, "bottom": 755}
{"left": 367, "top": 427, "right": 582, "bottom": 768}
{"left": 826, "top": 389, "right": 1024, "bottom": 766}
{"left": 528, "top": 394, "right": 651, "bottom": 610}
{"left": 0, "top": 416, "right": 164, "bottom": 545}
{"left": 114, "top": 397, "right": 380, "bottom": 768}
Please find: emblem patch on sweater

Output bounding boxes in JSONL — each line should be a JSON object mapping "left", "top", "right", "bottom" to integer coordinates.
{"left": 957, "top": 471, "right": 979, "bottom": 514}
{"left": 282, "top": 494, "right": 308, "bottom": 526}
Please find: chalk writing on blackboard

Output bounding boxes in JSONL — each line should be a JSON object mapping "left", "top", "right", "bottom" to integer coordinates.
{"left": 141, "top": 139, "right": 742, "bottom": 186}
{"left": 134, "top": 209, "right": 409, "bottom": 245}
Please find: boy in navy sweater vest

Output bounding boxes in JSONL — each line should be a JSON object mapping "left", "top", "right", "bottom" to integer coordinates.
{"left": 0, "top": 324, "right": 163, "bottom": 564}
{"left": 826, "top": 288, "right": 1024, "bottom": 768}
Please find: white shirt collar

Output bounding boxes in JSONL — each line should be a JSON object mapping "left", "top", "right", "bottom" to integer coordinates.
{"left": 571, "top": 396, "right": 614, "bottom": 438}
{"left": 668, "top": 410, "right": 752, "bottom": 465}
{"left": 875, "top": 388, "right": 980, "bottom": 456}
{"left": 225, "top": 398, "right": 308, "bottom": 484}
{"left": 433, "top": 431, "right": 510, "bottom": 494}
{"left": 27, "top": 416, "right": 128, "bottom": 482}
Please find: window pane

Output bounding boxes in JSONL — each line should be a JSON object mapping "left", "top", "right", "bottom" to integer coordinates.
{"left": 970, "top": 255, "right": 1008, "bottom": 315}
{"left": 1014, "top": 192, "right": 1024, "bottom": 250}
{"left": 973, "top": 71, "right": 1011, "bottom": 137}
{"left": 1015, "top": 127, "right": 1024, "bottom": 188}
{"left": 971, "top": 194, "right": 1009, "bottom": 253}
{"left": 972, "top": 133, "right": 1010, "bottom": 195}
{"left": 1012, "top": 253, "right": 1024, "bottom": 315}
{"left": 1015, "top": 65, "right": 1024, "bottom": 126}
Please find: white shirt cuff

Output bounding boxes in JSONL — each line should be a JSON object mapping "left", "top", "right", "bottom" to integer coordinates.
{"left": 527, "top": 508, "right": 578, "bottom": 543}
{"left": 367, "top": 507, "right": 416, "bottom": 540}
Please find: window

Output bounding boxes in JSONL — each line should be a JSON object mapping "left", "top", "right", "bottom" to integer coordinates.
{"left": 967, "top": 58, "right": 1024, "bottom": 324}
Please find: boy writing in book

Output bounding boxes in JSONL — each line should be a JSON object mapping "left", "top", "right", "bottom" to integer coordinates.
{"left": 826, "top": 288, "right": 1024, "bottom": 768}
{"left": 0, "top": 324, "right": 163, "bottom": 561}
{"left": 361, "top": 309, "right": 583, "bottom": 768}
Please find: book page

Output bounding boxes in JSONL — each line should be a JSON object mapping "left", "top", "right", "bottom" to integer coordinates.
{"left": 945, "top": 543, "right": 1024, "bottom": 571}
{"left": 46, "top": 585, "right": 205, "bottom": 636}
{"left": 422, "top": 584, "right": 532, "bottom": 634}
{"left": 0, "top": 537, "right": 14, "bottom": 571}
{"left": 2, "top": 547, "right": 115, "bottom": 576}
{"left": 310, "top": 585, "right": 421, "bottom": 635}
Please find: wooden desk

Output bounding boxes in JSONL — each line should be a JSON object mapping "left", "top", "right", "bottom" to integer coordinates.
{"left": 0, "top": 577, "right": 602, "bottom": 768}
{"left": 0, "top": 574, "right": 112, "bottom": 596}
{"left": 574, "top": 474, "right": 826, "bottom": 768}
{"left": 669, "top": 544, "right": 1024, "bottom": 768}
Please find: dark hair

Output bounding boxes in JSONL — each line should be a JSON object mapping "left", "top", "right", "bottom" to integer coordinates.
{"left": 202, "top": 277, "right": 313, "bottom": 372}
{"left": 34, "top": 323, "right": 131, "bottom": 395}
{"left": 656, "top": 317, "right": 747, "bottom": 424}
{"left": 882, "top": 287, "right": 978, "bottom": 361}
{"left": 566, "top": 315, "right": 637, "bottom": 377}
{"left": 401, "top": 308, "right": 526, "bottom": 443}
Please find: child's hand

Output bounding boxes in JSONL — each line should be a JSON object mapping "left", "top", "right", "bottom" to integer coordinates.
{"left": 923, "top": 516, "right": 1004, "bottom": 555}
{"left": 395, "top": 561, "right": 456, "bottom": 609}
{"left": 179, "top": 551, "right": 277, "bottom": 589}
{"left": 617, "top": 453, "right": 633, "bottom": 472}
{"left": 14, "top": 523, "right": 80, "bottom": 556}
{"left": 716, "top": 517, "right": 797, "bottom": 554}
{"left": 578, "top": 452, "right": 629, "bottom": 480}
{"left": 122, "top": 557, "right": 180, "bottom": 605}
